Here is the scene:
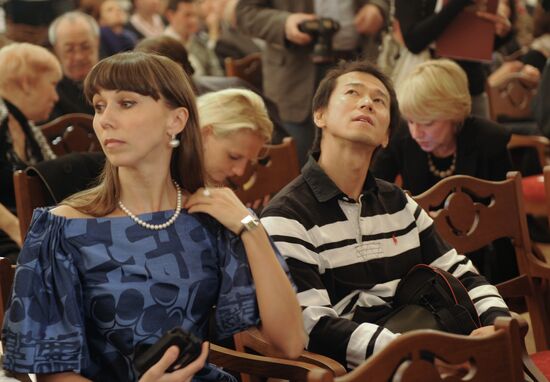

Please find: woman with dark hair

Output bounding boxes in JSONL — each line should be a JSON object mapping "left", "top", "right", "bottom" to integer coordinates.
{"left": 1, "top": 51, "right": 304, "bottom": 381}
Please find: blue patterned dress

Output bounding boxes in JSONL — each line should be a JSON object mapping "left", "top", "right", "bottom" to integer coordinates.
{"left": 2, "top": 208, "right": 289, "bottom": 381}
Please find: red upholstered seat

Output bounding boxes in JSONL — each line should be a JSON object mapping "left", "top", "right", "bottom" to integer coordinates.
{"left": 531, "top": 351, "right": 550, "bottom": 379}
{"left": 522, "top": 175, "right": 546, "bottom": 202}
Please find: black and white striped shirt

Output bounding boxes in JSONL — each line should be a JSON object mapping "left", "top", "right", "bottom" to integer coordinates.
{"left": 261, "top": 156, "right": 510, "bottom": 369}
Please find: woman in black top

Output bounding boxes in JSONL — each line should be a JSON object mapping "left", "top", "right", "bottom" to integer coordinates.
{"left": 372, "top": 59, "right": 515, "bottom": 283}
{"left": 0, "top": 43, "right": 62, "bottom": 263}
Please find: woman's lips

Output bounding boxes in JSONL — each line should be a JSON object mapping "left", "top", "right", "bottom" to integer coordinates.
{"left": 104, "top": 138, "right": 125, "bottom": 148}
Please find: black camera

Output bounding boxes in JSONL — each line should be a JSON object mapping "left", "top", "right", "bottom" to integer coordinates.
{"left": 134, "top": 328, "right": 202, "bottom": 374}
{"left": 298, "top": 18, "right": 340, "bottom": 64}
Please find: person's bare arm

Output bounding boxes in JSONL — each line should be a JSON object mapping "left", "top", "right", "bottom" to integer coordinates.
{"left": 0, "top": 203, "right": 21, "bottom": 246}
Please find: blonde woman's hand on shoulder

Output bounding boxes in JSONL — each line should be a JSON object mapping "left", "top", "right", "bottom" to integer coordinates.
{"left": 185, "top": 187, "right": 251, "bottom": 234}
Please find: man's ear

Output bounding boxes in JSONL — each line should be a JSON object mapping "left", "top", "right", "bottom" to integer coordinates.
{"left": 313, "top": 108, "right": 326, "bottom": 129}
{"left": 168, "top": 106, "right": 189, "bottom": 135}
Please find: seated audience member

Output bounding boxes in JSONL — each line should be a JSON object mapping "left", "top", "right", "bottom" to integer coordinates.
{"left": 164, "top": 0, "right": 224, "bottom": 76}
{"left": 260, "top": 60, "right": 510, "bottom": 369}
{"left": 1, "top": 51, "right": 304, "bottom": 381}
{"left": 98, "top": 0, "right": 138, "bottom": 56}
{"left": 371, "top": 59, "right": 512, "bottom": 195}
{"left": 126, "top": 0, "right": 166, "bottom": 39}
{"left": 47, "top": 11, "right": 99, "bottom": 120}
{"left": 0, "top": 42, "right": 61, "bottom": 264}
{"left": 371, "top": 59, "right": 516, "bottom": 283}
{"left": 197, "top": 88, "right": 272, "bottom": 186}
{"left": 134, "top": 35, "right": 289, "bottom": 143}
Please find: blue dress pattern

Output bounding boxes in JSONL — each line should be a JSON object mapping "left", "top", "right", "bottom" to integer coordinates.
{"left": 2, "top": 208, "right": 290, "bottom": 381}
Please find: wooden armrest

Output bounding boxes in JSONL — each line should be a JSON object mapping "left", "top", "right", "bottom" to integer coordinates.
{"left": 209, "top": 344, "right": 321, "bottom": 380}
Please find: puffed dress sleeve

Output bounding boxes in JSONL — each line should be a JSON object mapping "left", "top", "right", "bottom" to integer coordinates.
{"left": 1, "top": 208, "right": 88, "bottom": 375}
{"left": 213, "top": 219, "right": 293, "bottom": 339}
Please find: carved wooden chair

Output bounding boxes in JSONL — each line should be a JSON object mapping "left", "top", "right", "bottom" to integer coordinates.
{"left": 210, "top": 344, "right": 325, "bottom": 381}
{"left": 234, "top": 327, "right": 346, "bottom": 382}
{"left": 13, "top": 170, "right": 52, "bottom": 243}
{"left": 38, "top": 113, "right": 99, "bottom": 156}
{"left": 224, "top": 52, "right": 263, "bottom": 91}
{"left": 508, "top": 134, "right": 550, "bottom": 172}
{"left": 308, "top": 317, "right": 526, "bottom": 382}
{"left": 413, "top": 172, "right": 550, "bottom": 352}
{"left": 0, "top": 257, "right": 15, "bottom": 327}
{"left": 231, "top": 137, "right": 300, "bottom": 206}
{"left": 487, "top": 73, "right": 538, "bottom": 121}
{"left": 507, "top": 134, "right": 550, "bottom": 217}
{"left": 13, "top": 152, "right": 105, "bottom": 242}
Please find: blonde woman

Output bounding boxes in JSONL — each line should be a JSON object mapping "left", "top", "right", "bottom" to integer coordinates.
{"left": 198, "top": 88, "right": 273, "bottom": 186}
{"left": 372, "top": 58, "right": 512, "bottom": 195}
{"left": 372, "top": 58, "right": 515, "bottom": 284}
{"left": 0, "top": 42, "right": 61, "bottom": 263}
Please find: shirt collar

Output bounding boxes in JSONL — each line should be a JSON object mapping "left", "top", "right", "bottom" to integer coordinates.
{"left": 302, "top": 152, "right": 378, "bottom": 203}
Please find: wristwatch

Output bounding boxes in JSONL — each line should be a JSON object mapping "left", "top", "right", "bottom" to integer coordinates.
{"left": 238, "top": 214, "right": 261, "bottom": 237}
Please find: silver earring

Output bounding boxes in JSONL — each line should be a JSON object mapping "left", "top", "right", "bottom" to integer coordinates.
{"left": 169, "top": 134, "right": 180, "bottom": 148}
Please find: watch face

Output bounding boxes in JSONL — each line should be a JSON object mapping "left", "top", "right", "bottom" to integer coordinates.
{"left": 241, "top": 215, "right": 260, "bottom": 231}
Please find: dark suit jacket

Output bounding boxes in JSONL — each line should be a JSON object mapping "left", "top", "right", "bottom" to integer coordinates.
{"left": 236, "top": 0, "right": 389, "bottom": 123}
{"left": 371, "top": 116, "right": 512, "bottom": 195}
{"left": 49, "top": 76, "right": 94, "bottom": 121}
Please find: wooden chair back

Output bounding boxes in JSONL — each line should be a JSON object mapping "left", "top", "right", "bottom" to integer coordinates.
{"left": 231, "top": 137, "right": 300, "bottom": 206}
{"left": 224, "top": 53, "right": 263, "bottom": 90}
{"left": 234, "top": 327, "right": 346, "bottom": 382}
{"left": 39, "top": 113, "right": 99, "bottom": 156}
{"left": 13, "top": 170, "right": 54, "bottom": 243}
{"left": 507, "top": 134, "right": 550, "bottom": 171}
{"left": 308, "top": 317, "right": 525, "bottom": 382}
{"left": 487, "top": 73, "right": 538, "bottom": 121}
{"left": 413, "top": 172, "right": 550, "bottom": 352}
{"left": 0, "top": 257, "right": 16, "bottom": 327}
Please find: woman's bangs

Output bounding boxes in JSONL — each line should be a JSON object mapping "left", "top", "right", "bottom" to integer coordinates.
{"left": 84, "top": 55, "right": 161, "bottom": 103}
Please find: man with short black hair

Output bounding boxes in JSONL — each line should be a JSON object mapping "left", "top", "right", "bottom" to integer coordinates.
{"left": 261, "top": 60, "right": 510, "bottom": 369}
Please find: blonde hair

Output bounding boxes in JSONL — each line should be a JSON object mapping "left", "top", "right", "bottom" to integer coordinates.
{"left": 397, "top": 59, "right": 471, "bottom": 124}
{"left": 62, "top": 51, "right": 204, "bottom": 216}
{"left": 0, "top": 43, "right": 61, "bottom": 93}
{"left": 197, "top": 88, "right": 273, "bottom": 142}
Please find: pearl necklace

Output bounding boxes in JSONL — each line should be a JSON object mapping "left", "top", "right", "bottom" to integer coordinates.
{"left": 427, "top": 152, "right": 457, "bottom": 178}
{"left": 118, "top": 181, "right": 182, "bottom": 230}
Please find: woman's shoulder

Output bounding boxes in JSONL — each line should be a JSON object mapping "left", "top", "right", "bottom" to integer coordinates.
{"left": 50, "top": 204, "right": 94, "bottom": 219}
{"left": 462, "top": 116, "right": 511, "bottom": 146}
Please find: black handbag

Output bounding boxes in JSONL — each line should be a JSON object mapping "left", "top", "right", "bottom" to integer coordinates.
{"left": 380, "top": 264, "right": 482, "bottom": 335}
